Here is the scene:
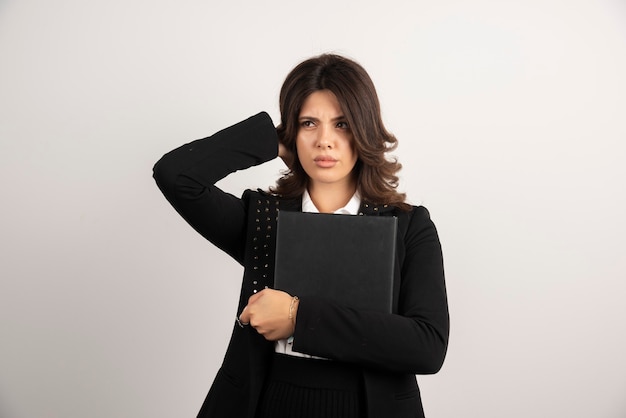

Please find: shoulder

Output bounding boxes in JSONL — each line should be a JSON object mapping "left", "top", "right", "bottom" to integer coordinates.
{"left": 243, "top": 188, "right": 290, "bottom": 202}
{"left": 393, "top": 205, "right": 440, "bottom": 243}
{"left": 242, "top": 188, "right": 301, "bottom": 212}
{"left": 406, "top": 205, "right": 437, "bottom": 230}
{"left": 407, "top": 205, "right": 432, "bottom": 223}
{"left": 390, "top": 204, "right": 431, "bottom": 223}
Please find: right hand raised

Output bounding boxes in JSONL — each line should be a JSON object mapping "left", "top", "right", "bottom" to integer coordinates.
{"left": 278, "top": 141, "right": 295, "bottom": 169}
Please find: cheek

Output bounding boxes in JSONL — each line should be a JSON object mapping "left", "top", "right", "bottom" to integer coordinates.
{"left": 296, "top": 132, "right": 316, "bottom": 153}
{"left": 294, "top": 137, "right": 308, "bottom": 168}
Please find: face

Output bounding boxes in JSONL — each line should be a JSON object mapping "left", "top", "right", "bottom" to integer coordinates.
{"left": 296, "top": 90, "right": 358, "bottom": 190}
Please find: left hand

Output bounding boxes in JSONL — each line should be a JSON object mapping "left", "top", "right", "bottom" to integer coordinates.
{"left": 239, "top": 289, "right": 298, "bottom": 341}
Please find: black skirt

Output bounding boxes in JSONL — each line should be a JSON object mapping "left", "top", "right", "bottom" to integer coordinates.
{"left": 255, "top": 353, "right": 365, "bottom": 418}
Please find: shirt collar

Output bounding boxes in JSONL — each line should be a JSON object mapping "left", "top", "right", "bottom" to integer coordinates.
{"left": 302, "top": 189, "right": 361, "bottom": 215}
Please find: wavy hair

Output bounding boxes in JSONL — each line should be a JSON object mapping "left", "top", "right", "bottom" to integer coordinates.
{"left": 271, "top": 54, "right": 409, "bottom": 211}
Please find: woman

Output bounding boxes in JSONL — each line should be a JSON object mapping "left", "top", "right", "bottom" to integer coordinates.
{"left": 153, "top": 54, "right": 449, "bottom": 418}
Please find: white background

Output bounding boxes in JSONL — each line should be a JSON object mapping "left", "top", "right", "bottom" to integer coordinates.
{"left": 1, "top": 0, "right": 625, "bottom": 417}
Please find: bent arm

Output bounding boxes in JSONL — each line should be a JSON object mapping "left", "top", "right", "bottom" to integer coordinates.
{"left": 292, "top": 207, "right": 449, "bottom": 374}
{"left": 152, "top": 112, "right": 279, "bottom": 263}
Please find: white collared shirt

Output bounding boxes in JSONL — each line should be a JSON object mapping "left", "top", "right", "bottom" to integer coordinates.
{"left": 301, "top": 188, "right": 361, "bottom": 215}
{"left": 274, "top": 190, "right": 361, "bottom": 357}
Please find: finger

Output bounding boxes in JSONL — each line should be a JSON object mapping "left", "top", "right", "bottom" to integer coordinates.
{"left": 238, "top": 306, "right": 250, "bottom": 324}
{"left": 247, "top": 290, "right": 263, "bottom": 305}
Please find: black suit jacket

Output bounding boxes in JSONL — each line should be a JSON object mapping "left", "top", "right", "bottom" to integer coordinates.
{"left": 153, "top": 112, "right": 449, "bottom": 418}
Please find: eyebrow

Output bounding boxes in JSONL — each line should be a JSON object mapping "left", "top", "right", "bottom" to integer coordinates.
{"left": 298, "top": 115, "right": 346, "bottom": 122}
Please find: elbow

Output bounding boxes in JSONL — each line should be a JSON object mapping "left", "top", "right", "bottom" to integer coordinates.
{"left": 152, "top": 155, "right": 178, "bottom": 197}
{"left": 414, "top": 350, "right": 446, "bottom": 375}
{"left": 421, "top": 346, "right": 447, "bottom": 375}
{"left": 411, "top": 333, "right": 449, "bottom": 375}
{"left": 152, "top": 156, "right": 169, "bottom": 185}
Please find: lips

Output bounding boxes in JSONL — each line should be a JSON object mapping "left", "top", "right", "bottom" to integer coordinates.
{"left": 314, "top": 155, "right": 337, "bottom": 162}
{"left": 314, "top": 155, "right": 338, "bottom": 168}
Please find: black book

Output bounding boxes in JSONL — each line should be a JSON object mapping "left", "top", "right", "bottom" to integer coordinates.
{"left": 274, "top": 211, "right": 397, "bottom": 313}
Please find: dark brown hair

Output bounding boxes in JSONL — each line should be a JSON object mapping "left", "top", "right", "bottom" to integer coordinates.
{"left": 271, "top": 54, "right": 410, "bottom": 211}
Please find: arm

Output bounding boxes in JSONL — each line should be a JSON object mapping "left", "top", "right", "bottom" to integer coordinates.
{"left": 152, "top": 112, "right": 279, "bottom": 263}
{"left": 292, "top": 207, "right": 449, "bottom": 374}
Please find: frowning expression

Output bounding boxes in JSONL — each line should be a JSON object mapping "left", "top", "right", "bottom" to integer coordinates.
{"left": 296, "top": 90, "right": 358, "bottom": 189}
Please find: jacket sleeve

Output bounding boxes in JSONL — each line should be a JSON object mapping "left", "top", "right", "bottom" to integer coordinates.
{"left": 152, "top": 112, "right": 279, "bottom": 264}
{"left": 292, "top": 207, "right": 449, "bottom": 375}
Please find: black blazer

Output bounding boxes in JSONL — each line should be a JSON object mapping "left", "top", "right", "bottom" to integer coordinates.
{"left": 153, "top": 112, "right": 449, "bottom": 418}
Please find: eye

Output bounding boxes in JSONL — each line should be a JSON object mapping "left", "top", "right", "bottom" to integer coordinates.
{"left": 336, "top": 121, "right": 349, "bottom": 129}
{"left": 300, "top": 120, "right": 315, "bottom": 128}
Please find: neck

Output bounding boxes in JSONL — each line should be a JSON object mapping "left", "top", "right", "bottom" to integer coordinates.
{"left": 308, "top": 180, "right": 357, "bottom": 213}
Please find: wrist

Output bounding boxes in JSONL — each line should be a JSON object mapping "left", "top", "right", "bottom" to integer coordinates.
{"left": 288, "top": 295, "right": 299, "bottom": 325}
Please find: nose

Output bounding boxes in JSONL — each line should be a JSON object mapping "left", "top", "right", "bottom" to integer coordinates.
{"left": 316, "top": 125, "right": 333, "bottom": 149}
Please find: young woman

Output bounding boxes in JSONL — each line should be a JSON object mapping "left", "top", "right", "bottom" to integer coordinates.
{"left": 153, "top": 54, "right": 449, "bottom": 418}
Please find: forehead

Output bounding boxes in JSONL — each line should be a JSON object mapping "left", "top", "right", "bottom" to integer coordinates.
{"left": 299, "top": 90, "right": 343, "bottom": 117}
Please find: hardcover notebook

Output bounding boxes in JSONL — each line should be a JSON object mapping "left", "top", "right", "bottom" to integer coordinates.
{"left": 274, "top": 211, "right": 397, "bottom": 313}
